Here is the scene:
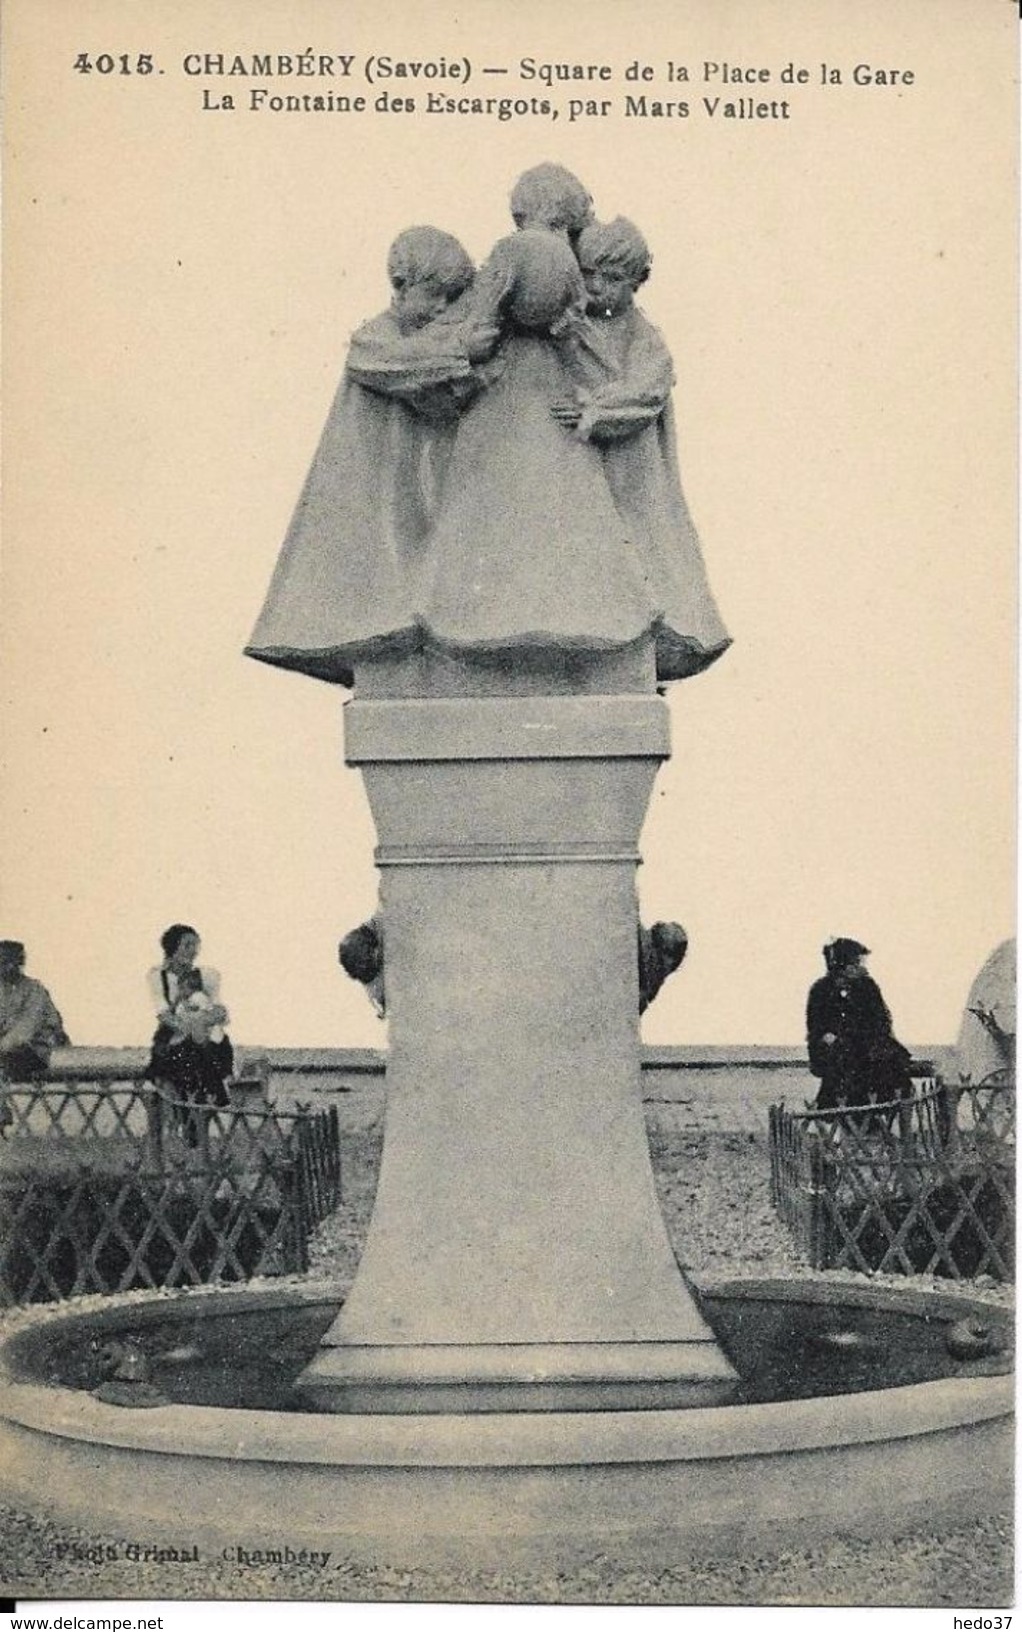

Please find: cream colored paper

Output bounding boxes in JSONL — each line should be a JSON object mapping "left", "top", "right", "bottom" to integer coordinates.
{"left": 3, "top": 0, "right": 1015, "bottom": 1056}
{"left": 0, "top": 0, "right": 1016, "bottom": 1614}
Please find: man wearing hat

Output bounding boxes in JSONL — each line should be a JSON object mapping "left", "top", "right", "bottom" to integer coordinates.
{"left": 806, "top": 938, "right": 913, "bottom": 1112}
{"left": 0, "top": 941, "right": 69, "bottom": 1082}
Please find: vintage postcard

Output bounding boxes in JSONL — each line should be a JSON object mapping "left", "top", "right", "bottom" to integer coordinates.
{"left": 0, "top": 0, "right": 1015, "bottom": 1621}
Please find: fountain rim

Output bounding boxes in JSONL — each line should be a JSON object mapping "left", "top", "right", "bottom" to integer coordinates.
{"left": 0, "top": 1274, "right": 1011, "bottom": 1470}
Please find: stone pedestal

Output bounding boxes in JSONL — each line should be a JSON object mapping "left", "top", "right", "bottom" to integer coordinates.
{"left": 299, "top": 693, "right": 737, "bottom": 1411}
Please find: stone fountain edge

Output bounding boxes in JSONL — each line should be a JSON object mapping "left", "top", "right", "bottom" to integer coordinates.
{"left": 0, "top": 1276, "right": 1011, "bottom": 1565}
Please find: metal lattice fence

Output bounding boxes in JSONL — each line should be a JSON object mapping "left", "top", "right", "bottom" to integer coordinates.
{"left": 769, "top": 1074, "right": 1015, "bottom": 1281}
{"left": 0, "top": 1070, "right": 341, "bottom": 1305}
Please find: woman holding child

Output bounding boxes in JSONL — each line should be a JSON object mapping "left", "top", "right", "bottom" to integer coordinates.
{"left": 145, "top": 924, "right": 233, "bottom": 1120}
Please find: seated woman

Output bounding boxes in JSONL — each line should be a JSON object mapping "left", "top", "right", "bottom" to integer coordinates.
{"left": 552, "top": 217, "right": 730, "bottom": 681}
{"left": 146, "top": 925, "right": 234, "bottom": 1137}
{"left": 246, "top": 226, "right": 497, "bottom": 687}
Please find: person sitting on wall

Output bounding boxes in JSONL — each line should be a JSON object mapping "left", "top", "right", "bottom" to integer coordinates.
{"left": 806, "top": 938, "right": 914, "bottom": 1114}
{"left": 146, "top": 925, "right": 233, "bottom": 1142}
{"left": 638, "top": 921, "right": 689, "bottom": 1015}
{"left": 338, "top": 916, "right": 385, "bottom": 1018}
{"left": 0, "top": 940, "right": 69, "bottom": 1082}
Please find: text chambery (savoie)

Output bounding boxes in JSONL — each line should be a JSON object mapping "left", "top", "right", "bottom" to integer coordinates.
{"left": 177, "top": 52, "right": 917, "bottom": 88}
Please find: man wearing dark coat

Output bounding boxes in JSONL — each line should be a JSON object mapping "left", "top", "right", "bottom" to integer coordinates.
{"left": 806, "top": 938, "right": 913, "bottom": 1112}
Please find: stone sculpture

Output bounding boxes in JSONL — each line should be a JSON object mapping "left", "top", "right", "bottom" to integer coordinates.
{"left": 246, "top": 174, "right": 729, "bottom": 692}
{"left": 249, "top": 166, "right": 737, "bottom": 1412}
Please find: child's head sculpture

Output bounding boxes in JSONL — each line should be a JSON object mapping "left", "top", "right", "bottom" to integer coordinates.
{"left": 492, "top": 228, "right": 587, "bottom": 334}
{"left": 386, "top": 225, "right": 475, "bottom": 334}
{"left": 576, "top": 217, "right": 652, "bottom": 318}
{"left": 509, "top": 162, "right": 594, "bottom": 244}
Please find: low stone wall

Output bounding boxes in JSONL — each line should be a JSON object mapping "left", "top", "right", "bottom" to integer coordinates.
{"left": 44, "top": 1045, "right": 948, "bottom": 1135}
{"left": 52, "top": 1044, "right": 946, "bottom": 1074}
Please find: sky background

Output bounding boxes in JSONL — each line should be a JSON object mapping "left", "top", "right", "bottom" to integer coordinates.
{"left": 2, "top": 0, "right": 1016, "bottom": 1051}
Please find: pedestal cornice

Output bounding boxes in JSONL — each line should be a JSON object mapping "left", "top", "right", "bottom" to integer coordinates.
{"left": 344, "top": 694, "right": 670, "bottom": 764}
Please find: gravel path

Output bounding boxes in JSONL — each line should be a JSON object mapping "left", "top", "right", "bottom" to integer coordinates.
{"left": 0, "top": 1088, "right": 1013, "bottom": 1607}
{"left": 0, "top": 1504, "right": 1012, "bottom": 1607}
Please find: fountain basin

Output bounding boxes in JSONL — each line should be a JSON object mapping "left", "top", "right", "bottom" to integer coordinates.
{"left": 0, "top": 1276, "right": 1011, "bottom": 1568}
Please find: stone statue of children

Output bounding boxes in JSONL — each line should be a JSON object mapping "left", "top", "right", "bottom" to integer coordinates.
{"left": 246, "top": 226, "right": 497, "bottom": 686}
{"left": 508, "top": 161, "right": 595, "bottom": 244}
{"left": 416, "top": 227, "right": 658, "bottom": 660}
{"left": 552, "top": 216, "right": 730, "bottom": 680}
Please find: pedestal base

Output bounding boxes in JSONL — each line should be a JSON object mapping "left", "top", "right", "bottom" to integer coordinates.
{"left": 302, "top": 693, "right": 738, "bottom": 1411}
{"left": 299, "top": 1340, "right": 738, "bottom": 1414}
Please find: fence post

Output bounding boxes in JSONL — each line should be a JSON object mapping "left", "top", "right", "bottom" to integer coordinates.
{"left": 330, "top": 1104, "right": 341, "bottom": 1205}
{"left": 291, "top": 1149, "right": 310, "bottom": 1274}
{"left": 940, "top": 1078, "right": 959, "bottom": 1154}
{"left": 143, "top": 1084, "right": 164, "bottom": 1168}
{"left": 808, "top": 1137, "right": 828, "bottom": 1269}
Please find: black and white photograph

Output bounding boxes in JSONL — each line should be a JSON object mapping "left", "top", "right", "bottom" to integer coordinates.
{"left": 0, "top": 0, "right": 1016, "bottom": 1620}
